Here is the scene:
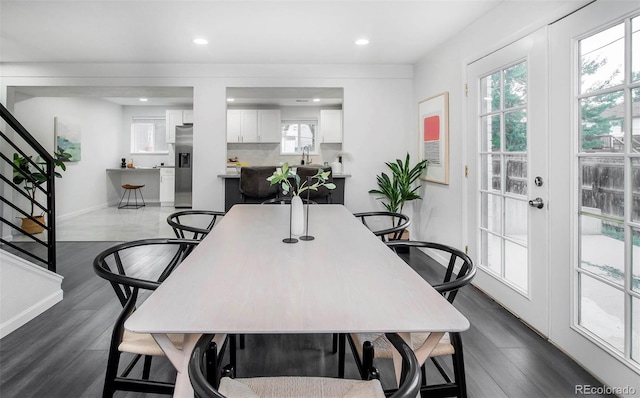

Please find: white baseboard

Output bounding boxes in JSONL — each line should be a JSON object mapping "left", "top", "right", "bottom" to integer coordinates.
{"left": 0, "top": 289, "right": 63, "bottom": 339}
{"left": 0, "top": 250, "right": 64, "bottom": 339}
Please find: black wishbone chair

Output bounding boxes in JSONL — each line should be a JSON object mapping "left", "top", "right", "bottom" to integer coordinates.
{"left": 167, "top": 209, "right": 225, "bottom": 240}
{"left": 341, "top": 240, "right": 476, "bottom": 398}
{"left": 189, "top": 332, "right": 421, "bottom": 398}
{"left": 93, "top": 238, "right": 229, "bottom": 397}
{"left": 353, "top": 211, "right": 411, "bottom": 242}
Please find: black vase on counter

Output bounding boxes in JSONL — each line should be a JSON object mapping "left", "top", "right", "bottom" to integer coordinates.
{"left": 121, "top": 158, "right": 127, "bottom": 168}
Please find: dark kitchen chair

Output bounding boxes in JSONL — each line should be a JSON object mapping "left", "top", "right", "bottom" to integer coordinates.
{"left": 295, "top": 165, "right": 333, "bottom": 203}
{"left": 189, "top": 332, "right": 421, "bottom": 398}
{"left": 167, "top": 209, "right": 225, "bottom": 240}
{"left": 239, "top": 166, "right": 279, "bottom": 203}
{"left": 340, "top": 240, "right": 476, "bottom": 398}
{"left": 93, "top": 238, "right": 229, "bottom": 397}
{"left": 353, "top": 211, "right": 410, "bottom": 242}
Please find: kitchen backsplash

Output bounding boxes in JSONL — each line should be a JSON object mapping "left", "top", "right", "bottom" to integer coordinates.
{"left": 227, "top": 143, "right": 342, "bottom": 168}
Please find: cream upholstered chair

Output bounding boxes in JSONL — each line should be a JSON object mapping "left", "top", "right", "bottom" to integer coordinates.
{"left": 93, "top": 239, "right": 229, "bottom": 397}
{"left": 341, "top": 241, "right": 476, "bottom": 398}
{"left": 189, "top": 332, "right": 421, "bottom": 398}
{"left": 167, "top": 209, "right": 225, "bottom": 240}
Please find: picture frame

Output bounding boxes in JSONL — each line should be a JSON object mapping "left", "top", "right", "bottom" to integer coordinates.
{"left": 418, "top": 92, "right": 449, "bottom": 184}
{"left": 54, "top": 116, "right": 81, "bottom": 162}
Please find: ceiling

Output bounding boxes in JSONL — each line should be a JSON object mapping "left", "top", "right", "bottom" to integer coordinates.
{"left": 1, "top": 0, "right": 503, "bottom": 106}
{"left": 0, "top": 0, "right": 502, "bottom": 65}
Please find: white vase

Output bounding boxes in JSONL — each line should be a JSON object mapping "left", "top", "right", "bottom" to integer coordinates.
{"left": 290, "top": 195, "right": 305, "bottom": 236}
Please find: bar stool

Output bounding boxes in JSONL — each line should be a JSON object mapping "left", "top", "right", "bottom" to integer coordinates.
{"left": 118, "top": 184, "right": 146, "bottom": 209}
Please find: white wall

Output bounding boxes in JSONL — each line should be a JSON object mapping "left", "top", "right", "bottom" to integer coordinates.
{"left": 12, "top": 97, "right": 121, "bottom": 219}
{"left": 1, "top": 65, "right": 414, "bottom": 215}
{"left": 411, "top": 0, "right": 591, "bottom": 248}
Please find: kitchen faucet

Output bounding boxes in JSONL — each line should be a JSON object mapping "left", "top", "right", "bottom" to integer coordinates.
{"left": 302, "top": 145, "right": 310, "bottom": 165}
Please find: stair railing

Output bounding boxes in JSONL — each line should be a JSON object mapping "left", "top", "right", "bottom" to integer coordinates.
{"left": 0, "top": 103, "right": 57, "bottom": 272}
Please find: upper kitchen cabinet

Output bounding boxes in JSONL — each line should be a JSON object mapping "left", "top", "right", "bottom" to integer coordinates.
{"left": 227, "top": 109, "right": 258, "bottom": 143}
{"left": 319, "top": 109, "right": 342, "bottom": 143}
{"left": 227, "top": 109, "right": 280, "bottom": 143}
{"left": 257, "top": 109, "right": 281, "bottom": 143}
{"left": 166, "top": 109, "right": 193, "bottom": 143}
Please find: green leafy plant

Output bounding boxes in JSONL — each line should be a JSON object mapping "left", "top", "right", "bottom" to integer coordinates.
{"left": 267, "top": 162, "right": 336, "bottom": 196}
{"left": 12, "top": 151, "right": 68, "bottom": 216}
{"left": 369, "top": 153, "right": 428, "bottom": 214}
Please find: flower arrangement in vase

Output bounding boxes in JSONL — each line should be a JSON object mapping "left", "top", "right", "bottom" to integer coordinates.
{"left": 267, "top": 163, "right": 336, "bottom": 238}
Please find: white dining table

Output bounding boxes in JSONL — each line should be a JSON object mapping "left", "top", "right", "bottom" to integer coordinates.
{"left": 125, "top": 204, "right": 469, "bottom": 397}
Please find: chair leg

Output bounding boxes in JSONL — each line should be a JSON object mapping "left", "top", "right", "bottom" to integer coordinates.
{"left": 118, "top": 189, "right": 128, "bottom": 209}
{"left": 205, "top": 341, "right": 218, "bottom": 387}
{"left": 451, "top": 332, "right": 467, "bottom": 398}
{"left": 102, "top": 347, "right": 121, "bottom": 398}
{"left": 362, "top": 341, "right": 377, "bottom": 380}
{"left": 142, "top": 355, "right": 152, "bottom": 379}
{"left": 332, "top": 333, "right": 338, "bottom": 353}
{"left": 337, "top": 333, "right": 345, "bottom": 378}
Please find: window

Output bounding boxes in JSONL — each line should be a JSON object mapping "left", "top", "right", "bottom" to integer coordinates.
{"left": 575, "top": 14, "right": 640, "bottom": 366}
{"left": 281, "top": 120, "right": 317, "bottom": 154}
{"left": 131, "top": 116, "right": 168, "bottom": 154}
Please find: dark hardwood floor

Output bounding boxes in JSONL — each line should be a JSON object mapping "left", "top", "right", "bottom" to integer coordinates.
{"left": 0, "top": 242, "right": 614, "bottom": 397}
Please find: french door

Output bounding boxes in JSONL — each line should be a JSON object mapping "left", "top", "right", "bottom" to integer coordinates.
{"left": 549, "top": 0, "right": 640, "bottom": 387}
{"left": 466, "top": 27, "right": 550, "bottom": 335}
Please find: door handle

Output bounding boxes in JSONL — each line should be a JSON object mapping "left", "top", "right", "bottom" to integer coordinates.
{"left": 528, "top": 197, "right": 544, "bottom": 209}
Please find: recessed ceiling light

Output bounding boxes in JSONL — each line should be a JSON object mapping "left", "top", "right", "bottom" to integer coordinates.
{"left": 139, "top": 98, "right": 148, "bottom": 102}
{"left": 227, "top": 98, "right": 235, "bottom": 102}
{"left": 355, "top": 38, "right": 369, "bottom": 46}
{"left": 193, "top": 38, "right": 208, "bottom": 45}
{"left": 312, "top": 98, "right": 320, "bottom": 102}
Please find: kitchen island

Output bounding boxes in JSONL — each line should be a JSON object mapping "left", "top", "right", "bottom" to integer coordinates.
{"left": 218, "top": 171, "right": 350, "bottom": 211}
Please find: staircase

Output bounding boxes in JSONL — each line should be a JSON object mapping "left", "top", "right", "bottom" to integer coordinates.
{"left": 0, "top": 102, "right": 63, "bottom": 338}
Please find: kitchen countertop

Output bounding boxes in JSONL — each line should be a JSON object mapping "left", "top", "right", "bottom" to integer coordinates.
{"left": 218, "top": 172, "right": 351, "bottom": 178}
{"left": 107, "top": 166, "right": 174, "bottom": 171}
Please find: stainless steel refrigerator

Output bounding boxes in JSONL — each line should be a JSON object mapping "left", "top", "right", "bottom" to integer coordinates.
{"left": 174, "top": 125, "right": 193, "bottom": 208}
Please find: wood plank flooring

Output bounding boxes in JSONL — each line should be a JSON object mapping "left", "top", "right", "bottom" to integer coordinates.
{"left": 0, "top": 242, "right": 614, "bottom": 397}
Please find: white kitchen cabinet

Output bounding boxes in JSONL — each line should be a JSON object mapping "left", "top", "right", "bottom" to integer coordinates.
{"left": 159, "top": 168, "right": 175, "bottom": 206}
{"left": 319, "top": 109, "right": 343, "bottom": 143}
{"left": 226, "top": 110, "right": 259, "bottom": 143}
{"left": 257, "top": 109, "right": 281, "bottom": 143}
{"left": 166, "top": 109, "right": 193, "bottom": 144}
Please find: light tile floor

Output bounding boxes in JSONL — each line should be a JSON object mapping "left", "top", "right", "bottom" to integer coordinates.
{"left": 13, "top": 205, "right": 177, "bottom": 242}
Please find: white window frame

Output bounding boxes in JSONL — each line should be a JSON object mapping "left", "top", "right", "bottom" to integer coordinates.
{"left": 130, "top": 116, "right": 168, "bottom": 155}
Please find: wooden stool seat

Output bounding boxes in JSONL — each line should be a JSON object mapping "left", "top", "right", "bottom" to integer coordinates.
{"left": 119, "top": 184, "right": 146, "bottom": 209}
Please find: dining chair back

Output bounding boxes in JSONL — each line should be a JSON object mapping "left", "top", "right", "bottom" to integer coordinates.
{"left": 239, "top": 166, "right": 279, "bottom": 202}
{"left": 93, "top": 238, "right": 228, "bottom": 397}
{"left": 295, "top": 166, "right": 333, "bottom": 203}
{"left": 167, "top": 209, "right": 225, "bottom": 240}
{"left": 353, "top": 211, "right": 411, "bottom": 241}
{"left": 189, "top": 332, "right": 421, "bottom": 398}
{"left": 342, "top": 240, "right": 476, "bottom": 398}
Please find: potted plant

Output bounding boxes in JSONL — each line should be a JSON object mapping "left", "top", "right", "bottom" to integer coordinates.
{"left": 369, "top": 152, "right": 428, "bottom": 239}
{"left": 12, "top": 151, "right": 68, "bottom": 234}
{"left": 267, "top": 163, "right": 336, "bottom": 236}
